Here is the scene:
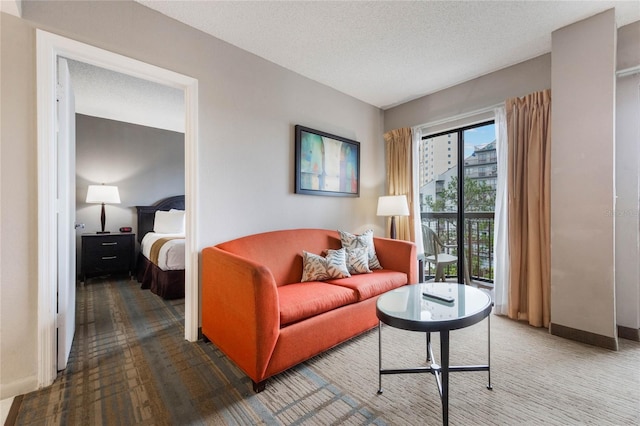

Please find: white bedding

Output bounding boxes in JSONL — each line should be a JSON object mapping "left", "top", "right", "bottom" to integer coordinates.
{"left": 140, "top": 232, "right": 185, "bottom": 271}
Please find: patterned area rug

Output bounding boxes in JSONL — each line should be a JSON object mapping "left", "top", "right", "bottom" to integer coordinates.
{"left": 13, "top": 278, "right": 640, "bottom": 425}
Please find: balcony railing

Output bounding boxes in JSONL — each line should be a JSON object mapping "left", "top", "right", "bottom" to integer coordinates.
{"left": 464, "top": 156, "right": 497, "bottom": 166}
{"left": 421, "top": 211, "right": 495, "bottom": 284}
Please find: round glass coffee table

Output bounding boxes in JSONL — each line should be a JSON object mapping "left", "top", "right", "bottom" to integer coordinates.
{"left": 376, "top": 283, "right": 493, "bottom": 426}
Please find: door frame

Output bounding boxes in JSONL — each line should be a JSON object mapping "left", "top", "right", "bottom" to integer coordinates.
{"left": 36, "top": 29, "right": 199, "bottom": 387}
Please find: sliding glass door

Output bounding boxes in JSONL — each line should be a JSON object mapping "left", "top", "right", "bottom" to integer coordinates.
{"left": 419, "top": 121, "right": 496, "bottom": 284}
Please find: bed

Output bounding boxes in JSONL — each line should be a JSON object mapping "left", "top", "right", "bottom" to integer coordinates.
{"left": 136, "top": 195, "right": 185, "bottom": 299}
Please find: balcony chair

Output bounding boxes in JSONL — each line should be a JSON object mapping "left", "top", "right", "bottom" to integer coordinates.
{"left": 422, "top": 224, "right": 458, "bottom": 282}
{"left": 422, "top": 224, "right": 494, "bottom": 291}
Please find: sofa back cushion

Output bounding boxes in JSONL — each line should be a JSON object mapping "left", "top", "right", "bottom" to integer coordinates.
{"left": 215, "top": 229, "right": 343, "bottom": 286}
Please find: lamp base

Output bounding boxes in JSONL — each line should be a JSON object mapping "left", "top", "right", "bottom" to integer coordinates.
{"left": 390, "top": 216, "right": 397, "bottom": 240}
{"left": 99, "top": 203, "right": 109, "bottom": 234}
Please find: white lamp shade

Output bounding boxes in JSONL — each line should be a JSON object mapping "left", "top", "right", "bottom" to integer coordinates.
{"left": 86, "top": 185, "right": 121, "bottom": 204}
{"left": 377, "top": 195, "right": 409, "bottom": 216}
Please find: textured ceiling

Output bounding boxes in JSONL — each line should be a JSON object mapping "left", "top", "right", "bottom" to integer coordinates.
{"left": 66, "top": 59, "right": 185, "bottom": 133}
{"left": 68, "top": 1, "right": 639, "bottom": 131}
{"left": 137, "top": 0, "right": 640, "bottom": 109}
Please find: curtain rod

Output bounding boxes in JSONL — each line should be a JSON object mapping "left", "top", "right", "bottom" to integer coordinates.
{"left": 617, "top": 65, "right": 640, "bottom": 78}
{"left": 414, "top": 102, "right": 504, "bottom": 133}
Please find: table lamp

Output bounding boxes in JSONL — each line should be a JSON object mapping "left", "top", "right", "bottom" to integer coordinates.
{"left": 86, "top": 184, "right": 120, "bottom": 234}
{"left": 377, "top": 195, "right": 410, "bottom": 239}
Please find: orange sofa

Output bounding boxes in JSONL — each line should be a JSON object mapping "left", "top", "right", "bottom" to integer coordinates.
{"left": 201, "top": 228, "right": 417, "bottom": 392}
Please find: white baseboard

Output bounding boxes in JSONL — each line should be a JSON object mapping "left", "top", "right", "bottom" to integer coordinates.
{"left": 0, "top": 375, "right": 37, "bottom": 400}
{"left": 1, "top": 397, "right": 15, "bottom": 424}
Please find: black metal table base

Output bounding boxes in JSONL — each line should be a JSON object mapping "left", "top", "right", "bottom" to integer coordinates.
{"left": 377, "top": 314, "right": 492, "bottom": 425}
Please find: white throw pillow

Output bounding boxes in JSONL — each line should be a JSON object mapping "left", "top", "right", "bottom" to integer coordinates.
{"left": 301, "top": 249, "right": 351, "bottom": 282}
{"left": 338, "top": 229, "right": 383, "bottom": 270}
{"left": 154, "top": 210, "right": 185, "bottom": 234}
{"left": 345, "top": 247, "right": 372, "bottom": 274}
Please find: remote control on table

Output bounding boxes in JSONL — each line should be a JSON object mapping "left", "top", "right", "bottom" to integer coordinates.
{"left": 422, "top": 292, "right": 455, "bottom": 303}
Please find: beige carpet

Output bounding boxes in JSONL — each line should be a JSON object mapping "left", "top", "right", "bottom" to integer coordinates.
{"left": 261, "top": 316, "right": 640, "bottom": 425}
{"left": 12, "top": 278, "right": 640, "bottom": 425}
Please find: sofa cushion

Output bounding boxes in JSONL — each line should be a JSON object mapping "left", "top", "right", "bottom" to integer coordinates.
{"left": 326, "top": 270, "right": 408, "bottom": 301}
{"left": 301, "top": 249, "right": 350, "bottom": 282}
{"left": 339, "top": 229, "right": 383, "bottom": 270}
{"left": 278, "top": 282, "right": 358, "bottom": 326}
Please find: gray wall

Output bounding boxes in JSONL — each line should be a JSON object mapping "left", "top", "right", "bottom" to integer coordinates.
{"left": 75, "top": 114, "right": 185, "bottom": 265}
{"left": 617, "top": 21, "right": 640, "bottom": 70}
{"left": 1, "top": 1, "right": 384, "bottom": 397}
{"left": 550, "top": 10, "right": 617, "bottom": 344}
{"left": 1, "top": 11, "right": 38, "bottom": 397}
{"left": 384, "top": 54, "right": 552, "bottom": 132}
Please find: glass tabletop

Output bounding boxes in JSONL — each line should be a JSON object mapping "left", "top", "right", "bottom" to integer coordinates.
{"left": 376, "top": 283, "right": 492, "bottom": 332}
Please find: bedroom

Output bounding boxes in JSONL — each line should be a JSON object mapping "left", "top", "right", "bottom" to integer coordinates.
{"left": 71, "top": 59, "right": 187, "bottom": 299}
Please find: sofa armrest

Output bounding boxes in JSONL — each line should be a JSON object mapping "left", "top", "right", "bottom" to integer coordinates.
{"left": 373, "top": 237, "right": 418, "bottom": 284}
{"left": 201, "top": 246, "right": 280, "bottom": 382}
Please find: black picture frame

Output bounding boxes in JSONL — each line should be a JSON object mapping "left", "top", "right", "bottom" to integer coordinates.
{"left": 294, "top": 125, "right": 360, "bottom": 197}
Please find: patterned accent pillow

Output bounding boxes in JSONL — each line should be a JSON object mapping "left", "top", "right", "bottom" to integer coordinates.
{"left": 301, "top": 248, "right": 351, "bottom": 282}
{"left": 339, "top": 229, "right": 383, "bottom": 270}
{"left": 345, "top": 247, "right": 371, "bottom": 274}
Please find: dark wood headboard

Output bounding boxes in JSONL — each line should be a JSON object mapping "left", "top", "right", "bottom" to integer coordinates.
{"left": 136, "top": 195, "right": 185, "bottom": 243}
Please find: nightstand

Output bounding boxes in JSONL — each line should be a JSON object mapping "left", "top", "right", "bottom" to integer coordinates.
{"left": 81, "top": 233, "right": 135, "bottom": 283}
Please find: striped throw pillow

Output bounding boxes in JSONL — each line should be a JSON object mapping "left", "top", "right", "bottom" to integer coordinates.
{"left": 301, "top": 248, "right": 351, "bottom": 282}
{"left": 338, "top": 229, "right": 383, "bottom": 270}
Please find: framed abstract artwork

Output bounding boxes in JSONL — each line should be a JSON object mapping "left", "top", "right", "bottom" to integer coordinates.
{"left": 294, "top": 125, "right": 360, "bottom": 197}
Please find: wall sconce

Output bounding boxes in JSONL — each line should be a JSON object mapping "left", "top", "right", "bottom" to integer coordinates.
{"left": 377, "top": 195, "right": 410, "bottom": 239}
{"left": 86, "top": 184, "right": 120, "bottom": 234}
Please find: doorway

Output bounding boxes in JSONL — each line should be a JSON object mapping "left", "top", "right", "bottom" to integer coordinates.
{"left": 36, "top": 30, "right": 199, "bottom": 388}
{"left": 419, "top": 121, "right": 496, "bottom": 285}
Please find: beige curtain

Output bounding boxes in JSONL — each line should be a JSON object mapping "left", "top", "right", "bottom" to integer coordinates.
{"left": 506, "top": 89, "right": 551, "bottom": 328}
{"left": 383, "top": 128, "right": 414, "bottom": 242}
